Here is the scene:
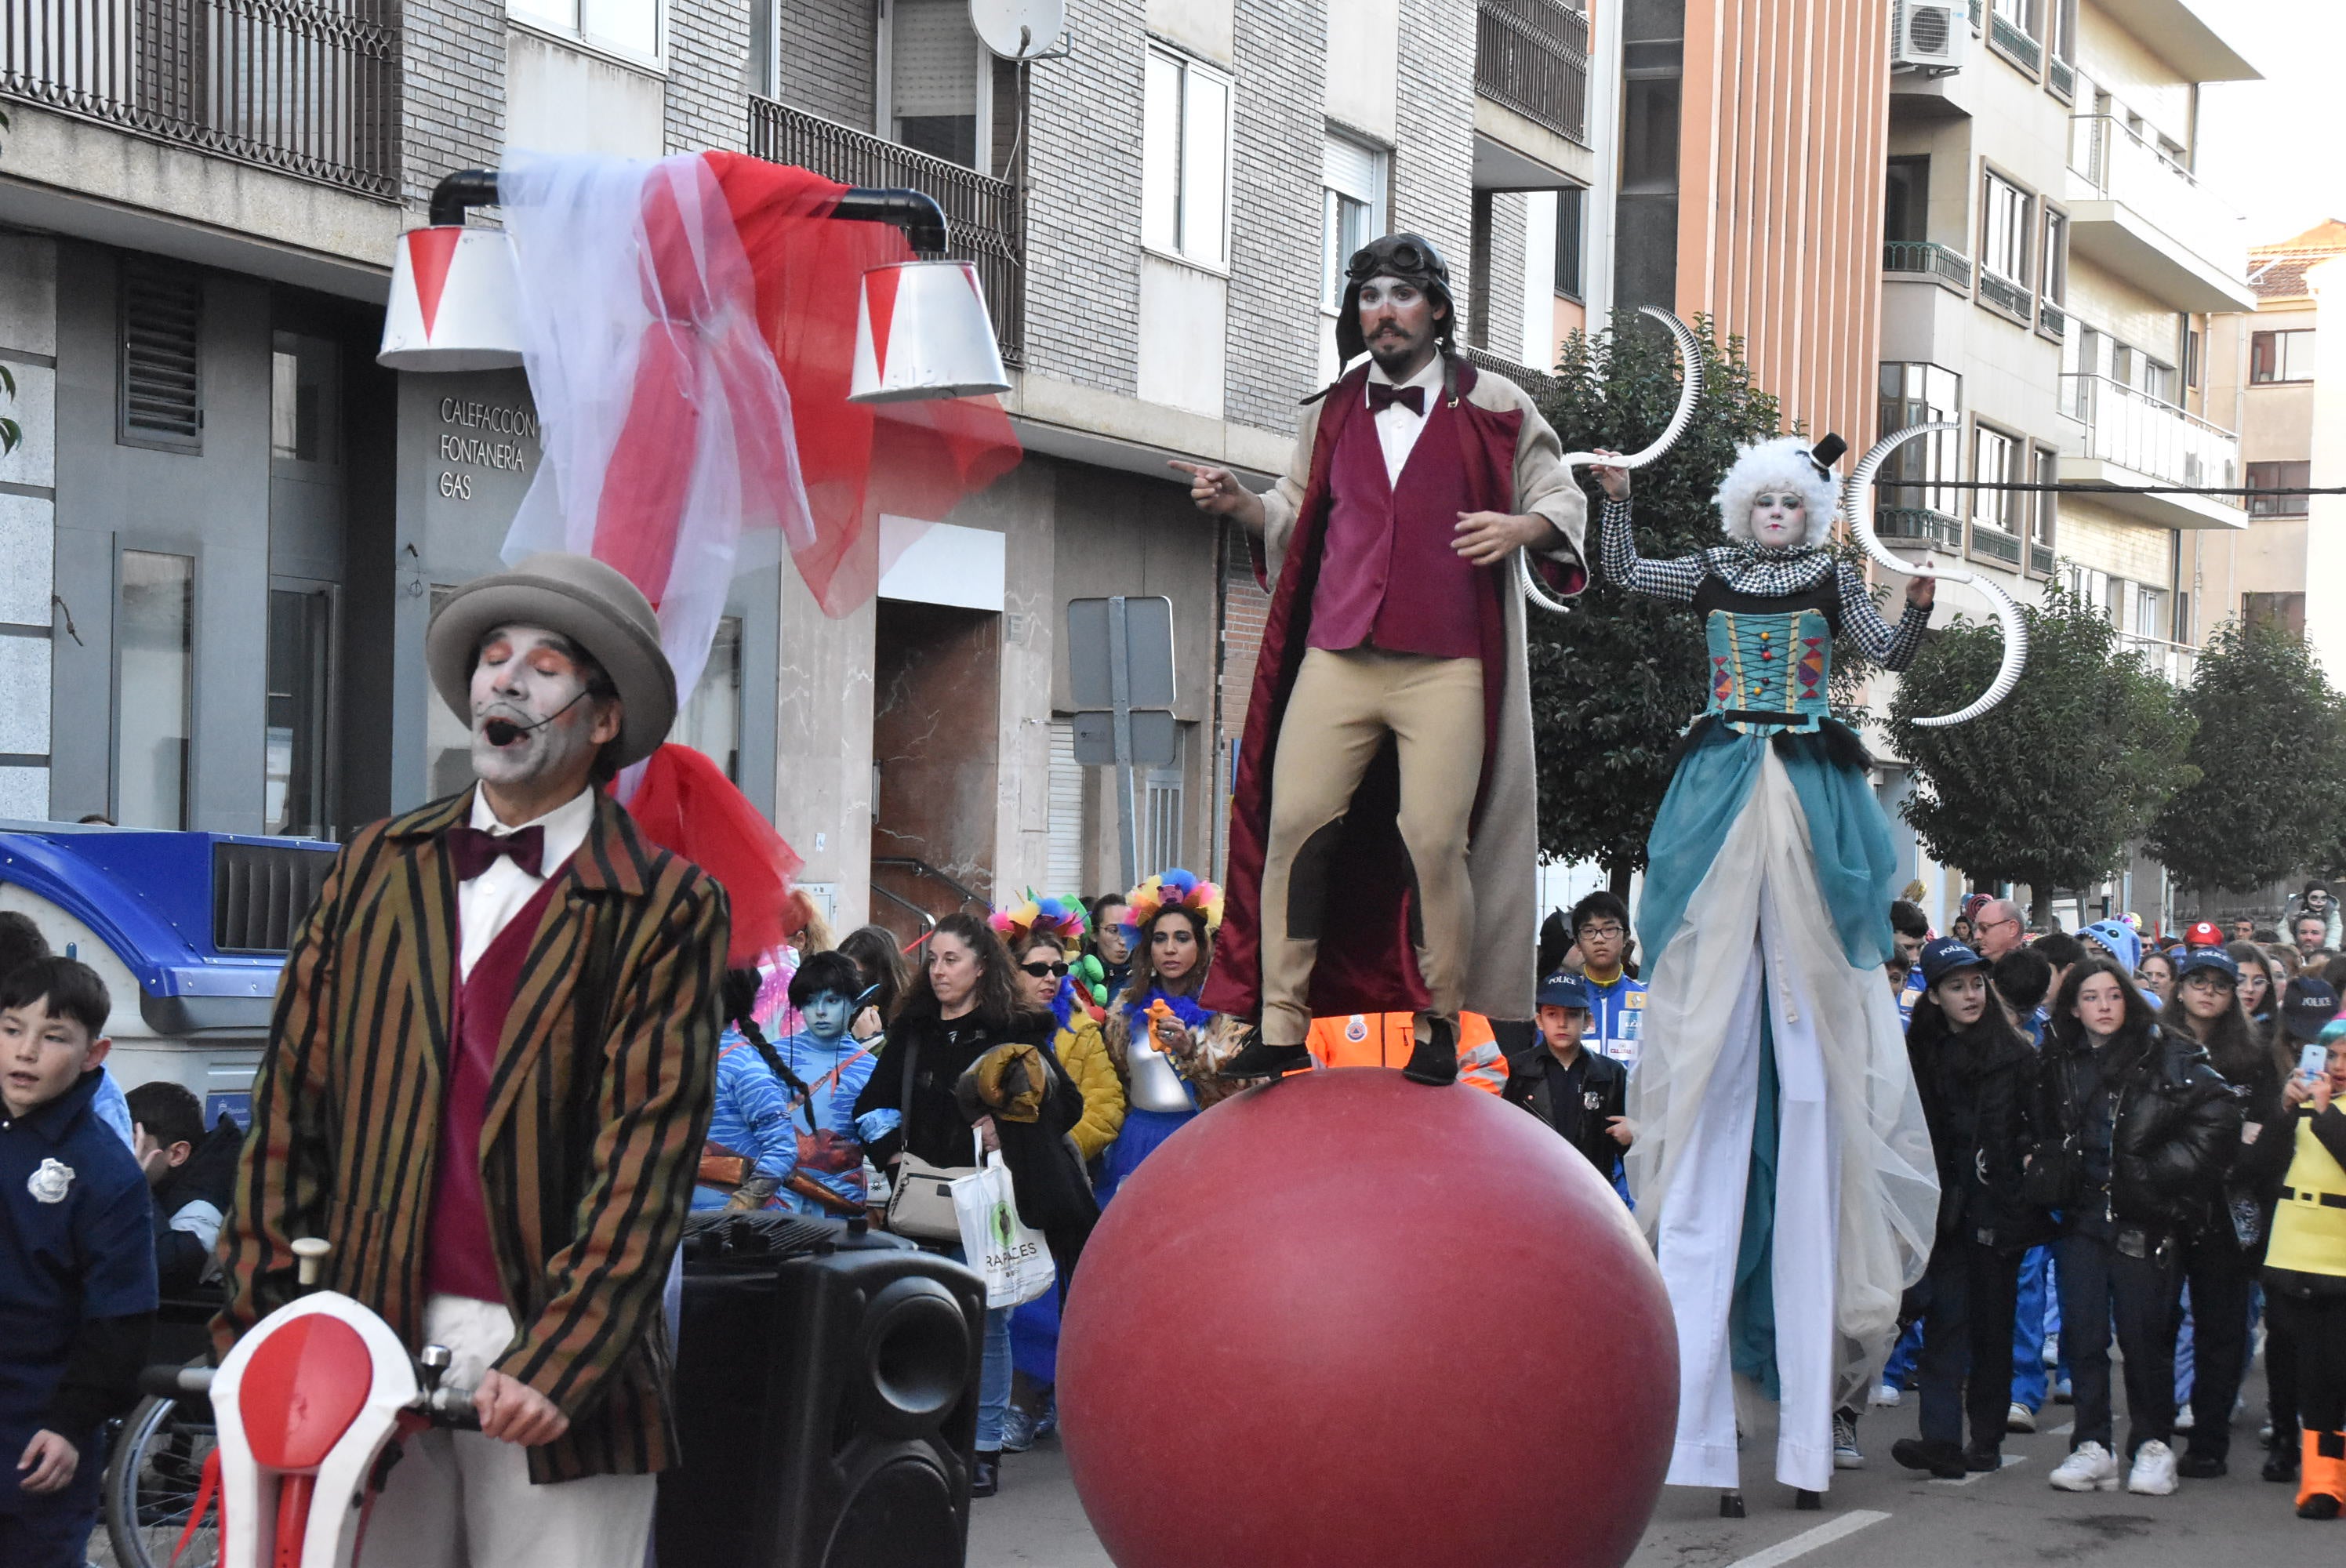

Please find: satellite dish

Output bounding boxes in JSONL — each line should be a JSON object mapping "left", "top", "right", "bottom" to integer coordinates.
{"left": 971, "top": 0, "right": 1066, "bottom": 60}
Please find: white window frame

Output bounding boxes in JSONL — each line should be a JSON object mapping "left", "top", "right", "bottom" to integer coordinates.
{"left": 1142, "top": 44, "right": 1234, "bottom": 271}
{"left": 1320, "top": 132, "right": 1389, "bottom": 311}
{"left": 507, "top": 0, "right": 664, "bottom": 67}
{"left": 1981, "top": 169, "right": 2032, "bottom": 285}
{"left": 876, "top": 0, "right": 993, "bottom": 172}
{"left": 1970, "top": 422, "right": 2020, "bottom": 533}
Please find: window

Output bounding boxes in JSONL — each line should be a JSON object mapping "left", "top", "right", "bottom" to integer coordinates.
{"left": 1877, "top": 361, "right": 1963, "bottom": 515}
{"left": 672, "top": 616, "right": 743, "bottom": 781}
{"left": 885, "top": 0, "right": 987, "bottom": 168}
{"left": 2139, "top": 358, "right": 2175, "bottom": 405}
{"left": 2251, "top": 329, "right": 2316, "bottom": 383}
{"left": 1143, "top": 47, "right": 1231, "bottom": 267}
{"left": 117, "top": 551, "right": 194, "bottom": 830}
{"left": 265, "top": 586, "right": 332, "bottom": 838}
{"left": 1972, "top": 424, "right": 2020, "bottom": 532}
{"left": 2032, "top": 444, "right": 2058, "bottom": 548}
{"left": 1141, "top": 730, "right": 1186, "bottom": 877}
{"left": 508, "top": 0, "right": 659, "bottom": 60}
{"left": 2134, "top": 584, "right": 2167, "bottom": 641}
{"left": 2039, "top": 209, "right": 2067, "bottom": 303}
{"left": 1322, "top": 135, "right": 1387, "bottom": 310}
{"left": 2243, "top": 591, "right": 2307, "bottom": 639}
{"left": 2184, "top": 323, "right": 2202, "bottom": 389}
{"left": 1884, "top": 157, "right": 1929, "bottom": 245}
{"left": 1554, "top": 185, "right": 1585, "bottom": 300}
{"left": 2247, "top": 459, "right": 2312, "bottom": 517}
{"left": 270, "top": 333, "right": 339, "bottom": 467}
{"left": 1992, "top": 0, "right": 2037, "bottom": 32}
{"left": 1981, "top": 170, "right": 2032, "bottom": 284}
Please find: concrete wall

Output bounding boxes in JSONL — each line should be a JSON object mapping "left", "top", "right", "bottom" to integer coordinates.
{"left": 0, "top": 234, "right": 58, "bottom": 818}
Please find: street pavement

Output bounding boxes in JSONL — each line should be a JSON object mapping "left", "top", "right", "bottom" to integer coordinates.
{"left": 969, "top": 1368, "right": 2337, "bottom": 1568}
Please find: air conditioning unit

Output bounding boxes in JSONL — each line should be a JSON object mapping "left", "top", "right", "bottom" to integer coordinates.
{"left": 1892, "top": 0, "right": 1966, "bottom": 74}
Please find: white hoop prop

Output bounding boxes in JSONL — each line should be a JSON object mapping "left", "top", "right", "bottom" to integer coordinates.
{"left": 1844, "top": 422, "right": 2028, "bottom": 727}
{"left": 1516, "top": 305, "right": 1707, "bottom": 615}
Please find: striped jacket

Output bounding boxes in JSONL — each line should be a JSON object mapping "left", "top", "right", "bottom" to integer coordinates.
{"left": 215, "top": 786, "right": 728, "bottom": 1482}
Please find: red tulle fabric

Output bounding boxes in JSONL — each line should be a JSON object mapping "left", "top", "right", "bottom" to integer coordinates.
{"left": 705, "top": 151, "right": 1025, "bottom": 616}
{"left": 621, "top": 744, "right": 805, "bottom": 967}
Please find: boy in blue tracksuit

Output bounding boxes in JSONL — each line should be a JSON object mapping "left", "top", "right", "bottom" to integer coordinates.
{"left": 1, "top": 958, "right": 156, "bottom": 1568}
{"left": 1569, "top": 891, "right": 1647, "bottom": 1069}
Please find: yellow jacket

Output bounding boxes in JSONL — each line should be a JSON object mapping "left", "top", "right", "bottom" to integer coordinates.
{"left": 2268, "top": 1111, "right": 2346, "bottom": 1282}
{"left": 1053, "top": 1013, "right": 1128, "bottom": 1162}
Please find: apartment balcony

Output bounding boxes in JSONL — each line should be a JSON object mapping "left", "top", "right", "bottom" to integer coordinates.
{"left": 2058, "top": 372, "right": 2246, "bottom": 531}
{"left": 1883, "top": 241, "right": 1973, "bottom": 295}
{"left": 1876, "top": 505, "right": 1965, "bottom": 552}
{"left": 2118, "top": 631, "right": 2198, "bottom": 688}
{"left": 1, "top": 0, "right": 399, "bottom": 198}
{"left": 749, "top": 97, "right": 1024, "bottom": 368}
{"left": 1471, "top": 0, "right": 1592, "bottom": 191}
{"left": 2065, "top": 115, "right": 2254, "bottom": 312}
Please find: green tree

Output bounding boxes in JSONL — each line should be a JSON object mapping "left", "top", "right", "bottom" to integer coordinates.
{"left": 2147, "top": 616, "right": 2346, "bottom": 895}
{"left": 1526, "top": 314, "right": 1864, "bottom": 891}
{"left": 1887, "top": 585, "right": 2196, "bottom": 923}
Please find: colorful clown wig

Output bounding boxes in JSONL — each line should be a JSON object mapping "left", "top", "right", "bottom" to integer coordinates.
{"left": 990, "top": 890, "right": 1091, "bottom": 949}
{"left": 1125, "top": 869, "right": 1225, "bottom": 935}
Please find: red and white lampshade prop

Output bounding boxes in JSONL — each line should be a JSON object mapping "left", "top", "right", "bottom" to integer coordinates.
{"left": 378, "top": 225, "right": 525, "bottom": 371}
{"left": 848, "top": 260, "right": 1011, "bottom": 403}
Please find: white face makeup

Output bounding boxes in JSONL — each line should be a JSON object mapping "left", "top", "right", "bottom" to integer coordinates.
{"left": 469, "top": 624, "right": 610, "bottom": 793}
{"left": 1748, "top": 490, "right": 1807, "bottom": 548}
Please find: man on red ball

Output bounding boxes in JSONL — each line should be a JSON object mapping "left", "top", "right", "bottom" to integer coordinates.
{"left": 1177, "top": 234, "right": 1587, "bottom": 1086}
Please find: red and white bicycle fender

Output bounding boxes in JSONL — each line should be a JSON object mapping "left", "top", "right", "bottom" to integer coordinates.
{"left": 208, "top": 1290, "right": 420, "bottom": 1568}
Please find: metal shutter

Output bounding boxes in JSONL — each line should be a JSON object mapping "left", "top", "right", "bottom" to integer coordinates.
{"left": 1046, "top": 718, "right": 1083, "bottom": 893}
{"left": 119, "top": 258, "right": 203, "bottom": 452}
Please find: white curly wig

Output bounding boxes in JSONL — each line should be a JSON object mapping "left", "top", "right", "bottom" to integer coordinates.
{"left": 1712, "top": 435, "right": 1840, "bottom": 550}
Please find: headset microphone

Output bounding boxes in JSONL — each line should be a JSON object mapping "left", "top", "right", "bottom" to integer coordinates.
{"left": 480, "top": 688, "right": 592, "bottom": 748}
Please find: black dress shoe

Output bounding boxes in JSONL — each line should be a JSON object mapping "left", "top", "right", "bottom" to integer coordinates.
{"left": 971, "top": 1452, "right": 1000, "bottom": 1497}
{"left": 2177, "top": 1451, "right": 2227, "bottom": 1479}
{"left": 1402, "top": 1017, "right": 1459, "bottom": 1086}
{"left": 1220, "top": 1033, "right": 1311, "bottom": 1079}
{"left": 2299, "top": 1494, "right": 2341, "bottom": 1521}
{"left": 2265, "top": 1447, "right": 2301, "bottom": 1483}
{"left": 1964, "top": 1449, "right": 2002, "bottom": 1472}
{"left": 1890, "top": 1438, "right": 1966, "bottom": 1479}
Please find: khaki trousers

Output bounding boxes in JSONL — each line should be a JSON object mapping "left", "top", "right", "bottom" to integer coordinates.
{"left": 1259, "top": 647, "right": 1484, "bottom": 1046}
{"left": 359, "top": 1296, "right": 656, "bottom": 1568}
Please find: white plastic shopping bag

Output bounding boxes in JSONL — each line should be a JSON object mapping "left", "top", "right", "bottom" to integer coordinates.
{"left": 953, "top": 1131, "right": 1056, "bottom": 1308}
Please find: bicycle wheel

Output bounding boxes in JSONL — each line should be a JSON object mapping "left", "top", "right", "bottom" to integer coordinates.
{"left": 102, "top": 1392, "right": 218, "bottom": 1568}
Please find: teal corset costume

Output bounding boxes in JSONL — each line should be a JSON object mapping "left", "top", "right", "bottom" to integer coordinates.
{"left": 1705, "top": 607, "right": 1833, "bottom": 737}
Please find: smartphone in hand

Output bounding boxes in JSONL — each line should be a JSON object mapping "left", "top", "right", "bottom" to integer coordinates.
{"left": 2301, "top": 1042, "right": 2330, "bottom": 1082}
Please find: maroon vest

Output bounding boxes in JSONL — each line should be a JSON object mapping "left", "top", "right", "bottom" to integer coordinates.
{"left": 424, "top": 872, "right": 566, "bottom": 1303}
{"left": 1307, "top": 390, "right": 1490, "bottom": 659}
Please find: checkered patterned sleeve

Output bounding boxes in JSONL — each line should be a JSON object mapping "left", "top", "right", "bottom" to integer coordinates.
{"left": 1597, "top": 498, "right": 1702, "bottom": 602}
{"left": 1837, "top": 561, "right": 1931, "bottom": 670}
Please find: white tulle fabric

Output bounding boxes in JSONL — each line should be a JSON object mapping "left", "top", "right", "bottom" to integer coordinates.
{"left": 1625, "top": 749, "right": 1939, "bottom": 1474}
{"left": 496, "top": 150, "right": 811, "bottom": 727}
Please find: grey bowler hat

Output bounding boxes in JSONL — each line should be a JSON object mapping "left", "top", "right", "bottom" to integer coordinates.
{"left": 425, "top": 552, "right": 677, "bottom": 771}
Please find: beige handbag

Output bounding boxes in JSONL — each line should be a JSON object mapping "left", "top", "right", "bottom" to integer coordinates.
{"left": 882, "top": 1040, "right": 969, "bottom": 1242}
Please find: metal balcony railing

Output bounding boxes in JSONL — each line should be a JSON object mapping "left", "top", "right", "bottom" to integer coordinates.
{"left": 2068, "top": 114, "right": 2243, "bottom": 273}
{"left": 2060, "top": 372, "right": 2242, "bottom": 499}
{"left": 1876, "top": 506, "right": 1965, "bottom": 552}
{"left": 1986, "top": 11, "right": 2041, "bottom": 72}
{"left": 2046, "top": 56, "right": 2074, "bottom": 100}
{"left": 2118, "top": 631, "right": 2197, "bottom": 686}
{"left": 2037, "top": 299, "right": 2069, "bottom": 340}
{"left": 1475, "top": 0, "right": 1590, "bottom": 146}
{"left": 1, "top": 0, "right": 399, "bottom": 197}
{"left": 1977, "top": 268, "right": 2033, "bottom": 321}
{"left": 2029, "top": 539, "right": 2055, "bottom": 576}
{"left": 750, "top": 96, "right": 1026, "bottom": 367}
{"left": 1883, "top": 240, "right": 1974, "bottom": 294}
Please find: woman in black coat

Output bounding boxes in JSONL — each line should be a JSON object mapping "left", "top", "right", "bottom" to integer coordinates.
{"left": 2031, "top": 957, "right": 2241, "bottom": 1497}
{"left": 1891, "top": 939, "right": 2049, "bottom": 1478}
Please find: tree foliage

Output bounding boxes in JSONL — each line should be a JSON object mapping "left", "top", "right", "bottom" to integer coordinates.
{"left": 1887, "top": 585, "right": 2195, "bottom": 912}
{"left": 1524, "top": 314, "right": 1788, "bottom": 882}
{"left": 2147, "top": 617, "right": 2346, "bottom": 893}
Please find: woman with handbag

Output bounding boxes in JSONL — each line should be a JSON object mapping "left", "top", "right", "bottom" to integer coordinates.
{"left": 1096, "top": 871, "right": 1250, "bottom": 1204}
{"left": 853, "top": 912, "right": 1088, "bottom": 1496}
{"left": 2161, "top": 948, "right": 2289, "bottom": 1478}
{"left": 2031, "top": 958, "right": 2240, "bottom": 1497}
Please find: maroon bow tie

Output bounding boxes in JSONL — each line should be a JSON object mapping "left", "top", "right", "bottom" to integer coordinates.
{"left": 446, "top": 823, "right": 545, "bottom": 880}
{"left": 1367, "top": 382, "right": 1425, "bottom": 416}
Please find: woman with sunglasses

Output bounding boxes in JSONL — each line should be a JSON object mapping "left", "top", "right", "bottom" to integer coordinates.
{"left": 1096, "top": 870, "right": 1245, "bottom": 1203}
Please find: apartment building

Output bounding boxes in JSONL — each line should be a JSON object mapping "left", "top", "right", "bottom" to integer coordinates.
{"left": 0, "top": 0, "right": 1600, "bottom": 939}
{"left": 2205, "top": 222, "right": 2346, "bottom": 683}
{"left": 1866, "top": 0, "right": 2258, "bottom": 931}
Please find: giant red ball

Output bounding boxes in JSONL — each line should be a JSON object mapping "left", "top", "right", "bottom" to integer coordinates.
{"left": 1059, "top": 1069, "right": 1677, "bottom": 1568}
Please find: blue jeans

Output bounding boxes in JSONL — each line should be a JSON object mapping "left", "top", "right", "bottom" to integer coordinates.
{"left": 948, "top": 1244, "right": 1015, "bottom": 1451}
{"left": 1885, "top": 1319, "right": 1924, "bottom": 1386}
{"left": 2010, "top": 1246, "right": 2068, "bottom": 1410}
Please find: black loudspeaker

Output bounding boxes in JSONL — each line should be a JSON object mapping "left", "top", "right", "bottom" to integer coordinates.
{"left": 658, "top": 1214, "right": 987, "bottom": 1568}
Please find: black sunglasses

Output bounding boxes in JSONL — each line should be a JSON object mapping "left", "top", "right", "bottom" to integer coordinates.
{"left": 1019, "top": 961, "right": 1070, "bottom": 979}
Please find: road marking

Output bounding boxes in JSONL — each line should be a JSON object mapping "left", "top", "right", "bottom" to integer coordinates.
{"left": 2046, "top": 1422, "right": 2074, "bottom": 1438}
{"left": 1723, "top": 1510, "right": 1892, "bottom": 1568}
{"left": 1932, "top": 1455, "right": 2028, "bottom": 1486}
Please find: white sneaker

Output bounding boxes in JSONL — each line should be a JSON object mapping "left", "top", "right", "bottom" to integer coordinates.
{"left": 2049, "top": 1442, "right": 2122, "bottom": 1492}
{"left": 2043, "top": 1333, "right": 2060, "bottom": 1368}
{"left": 2007, "top": 1402, "right": 2037, "bottom": 1433}
{"left": 2127, "top": 1439, "right": 2180, "bottom": 1496}
{"left": 2174, "top": 1406, "right": 2195, "bottom": 1432}
{"left": 1833, "top": 1411, "right": 1865, "bottom": 1469}
{"left": 1872, "top": 1382, "right": 1902, "bottom": 1408}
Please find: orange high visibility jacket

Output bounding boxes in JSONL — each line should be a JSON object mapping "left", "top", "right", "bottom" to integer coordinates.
{"left": 1303, "top": 1011, "right": 1509, "bottom": 1095}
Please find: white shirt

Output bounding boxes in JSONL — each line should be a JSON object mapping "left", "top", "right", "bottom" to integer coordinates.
{"left": 456, "top": 786, "right": 594, "bottom": 978}
{"left": 1364, "top": 354, "right": 1446, "bottom": 487}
